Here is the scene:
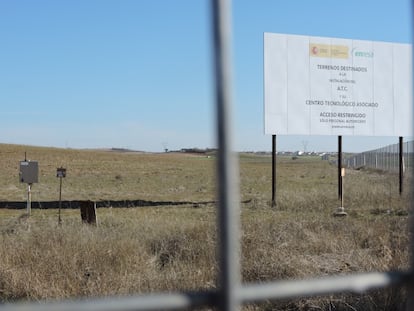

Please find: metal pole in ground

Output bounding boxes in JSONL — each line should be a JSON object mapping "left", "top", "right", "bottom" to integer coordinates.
{"left": 271, "top": 134, "right": 276, "bottom": 207}
{"left": 211, "top": 0, "right": 240, "bottom": 310}
{"left": 27, "top": 183, "right": 32, "bottom": 216}
{"left": 56, "top": 167, "right": 66, "bottom": 225}
{"left": 58, "top": 176, "right": 62, "bottom": 224}
{"left": 399, "top": 136, "right": 403, "bottom": 195}
{"left": 338, "top": 136, "right": 342, "bottom": 200}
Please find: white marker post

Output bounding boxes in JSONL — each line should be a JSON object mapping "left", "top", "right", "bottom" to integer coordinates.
{"left": 334, "top": 168, "right": 347, "bottom": 217}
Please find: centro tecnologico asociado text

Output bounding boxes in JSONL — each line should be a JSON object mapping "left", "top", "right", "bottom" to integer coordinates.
{"left": 305, "top": 100, "right": 378, "bottom": 107}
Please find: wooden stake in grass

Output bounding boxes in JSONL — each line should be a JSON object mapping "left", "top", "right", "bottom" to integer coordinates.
{"left": 80, "top": 200, "right": 97, "bottom": 225}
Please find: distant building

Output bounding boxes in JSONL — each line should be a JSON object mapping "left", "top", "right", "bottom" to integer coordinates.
{"left": 321, "top": 153, "right": 330, "bottom": 160}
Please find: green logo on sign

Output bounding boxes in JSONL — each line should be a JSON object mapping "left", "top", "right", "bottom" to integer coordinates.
{"left": 353, "top": 48, "right": 374, "bottom": 58}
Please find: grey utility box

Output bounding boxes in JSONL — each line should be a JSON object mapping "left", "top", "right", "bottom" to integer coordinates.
{"left": 19, "top": 161, "right": 39, "bottom": 184}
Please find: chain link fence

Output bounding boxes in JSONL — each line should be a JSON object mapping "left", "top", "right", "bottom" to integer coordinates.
{"left": 345, "top": 140, "right": 414, "bottom": 173}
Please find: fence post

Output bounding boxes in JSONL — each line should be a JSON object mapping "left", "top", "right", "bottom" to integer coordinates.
{"left": 399, "top": 137, "right": 403, "bottom": 194}
{"left": 211, "top": 1, "right": 240, "bottom": 311}
{"left": 338, "top": 136, "right": 342, "bottom": 200}
{"left": 271, "top": 135, "right": 277, "bottom": 207}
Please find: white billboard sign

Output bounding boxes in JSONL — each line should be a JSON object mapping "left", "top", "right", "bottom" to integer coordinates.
{"left": 264, "top": 33, "right": 413, "bottom": 136}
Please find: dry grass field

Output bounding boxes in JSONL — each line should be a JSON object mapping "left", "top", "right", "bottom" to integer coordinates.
{"left": 0, "top": 143, "right": 411, "bottom": 310}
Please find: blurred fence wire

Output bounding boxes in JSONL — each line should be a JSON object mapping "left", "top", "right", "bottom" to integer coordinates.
{"left": 1, "top": 1, "right": 413, "bottom": 311}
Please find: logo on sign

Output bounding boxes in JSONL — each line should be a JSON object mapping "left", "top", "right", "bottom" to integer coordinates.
{"left": 352, "top": 48, "right": 374, "bottom": 58}
{"left": 309, "top": 43, "right": 349, "bottom": 59}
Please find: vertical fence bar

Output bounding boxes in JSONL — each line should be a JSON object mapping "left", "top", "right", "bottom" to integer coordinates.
{"left": 272, "top": 134, "right": 277, "bottom": 207}
{"left": 394, "top": 143, "right": 398, "bottom": 172}
{"left": 408, "top": 196, "right": 414, "bottom": 311}
{"left": 379, "top": 149, "right": 382, "bottom": 170}
{"left": 399, "top": 137, "right": 403, "bottom": 194}
{"left": 409, "top": 4, "right": 414, "bottom": 308}
{"left": 405, "top": 141, "right": 409, "bottom": 170}
{"left": 388, "top": 145, "right": 391, "bottom": 171}
{"left": 211, "top": 1, "right": 240, "bottom": 311}
{"left": 338, "top": 136, "right": 342, "bottom": 200}
{"left": 385, "top": 146, "right": 388, "bottom": 170}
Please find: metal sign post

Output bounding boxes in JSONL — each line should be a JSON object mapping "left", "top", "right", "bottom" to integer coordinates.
{"left": 271, "top": 135, "right": 277, "bottom": 207}
{"left": 56, "top": 167, "right": 67, "bottom": 225}
{"left": 338, "top": 136, "right": 342, "bottom": 200}
{"left": 27, "top": 183, "right": 32, "bottom": 216}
